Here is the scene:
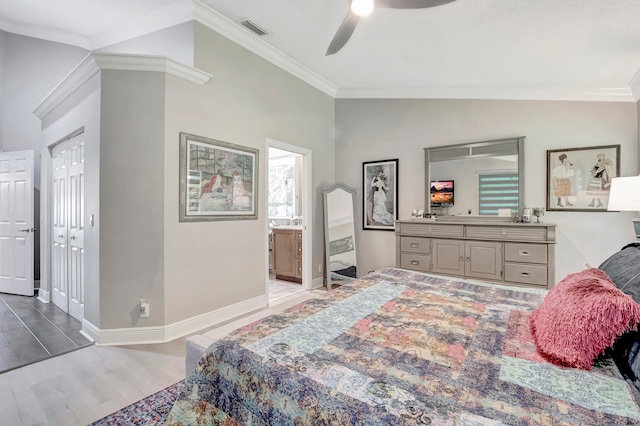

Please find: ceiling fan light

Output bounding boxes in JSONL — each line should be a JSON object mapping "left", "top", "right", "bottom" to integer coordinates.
{"left": 351, "top": 0, "right": 374, "bottom": 16}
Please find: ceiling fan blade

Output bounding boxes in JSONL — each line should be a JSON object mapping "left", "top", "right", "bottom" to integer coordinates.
{"left": 376, "top": 0, "right": 456, "bottom": 9}
{"left": 326, "top": 11, "right": 360, "bottom": 56}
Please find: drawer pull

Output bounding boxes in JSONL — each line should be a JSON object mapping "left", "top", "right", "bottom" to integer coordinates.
{"left": 519, "top": 251, "right": 530, "bottom": 256}
{"left": 411, "top": 260, "right": 419, "bottom": 265}
{"left": 411, "top": 243, "right": 419, "bottom": 248}
{"left": 520, "top": 272, "right": 530, "bottom": 277}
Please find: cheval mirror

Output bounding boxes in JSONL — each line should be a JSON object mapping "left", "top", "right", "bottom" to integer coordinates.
{"left": 323, "top": 183, "right": 358, "bottom": 289}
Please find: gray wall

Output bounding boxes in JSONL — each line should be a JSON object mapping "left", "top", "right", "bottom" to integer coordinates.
{"left": 162, "top": 24, "right": 336, "bottom": 324}
{"left": 97, "top": 22, "right": 194, "bottom": 67}
{"left": 335, "top": 99, "right": 639, "bottom": 282}
{"left": 40, "top": 71, "right": 102, "bottom": 327}
{"left": 0, "top": 30, "right": 5, "bottom": 151}
{"left": 99, "top": 70, "right": 166, "bottom": 328}
{"left": 2, "top": 34, "right": 87, "bottom": 187}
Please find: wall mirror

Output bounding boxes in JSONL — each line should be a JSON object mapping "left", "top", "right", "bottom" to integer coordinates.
{"left": 323, "top": 183, "right": 358, "bottom": 289}
{"left": 425, "top": 137, "right": 525, "bottom": 216}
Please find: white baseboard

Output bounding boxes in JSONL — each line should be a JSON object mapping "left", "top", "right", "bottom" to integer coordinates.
{"left": 37, "top": 289, "right": 50, "bottom": 304}
{"left": 82, "top": 294, "right": 268, "bottom": 346}
{"left": 311, "top": 276, "right": 325, "bottom": 289}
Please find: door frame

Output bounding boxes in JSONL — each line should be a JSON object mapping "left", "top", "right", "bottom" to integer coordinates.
{"left": 265, "top": 139, "right": 312, "bottom": 293}
{"left": 41, "top": 127, "right": 85, "bottom": 317}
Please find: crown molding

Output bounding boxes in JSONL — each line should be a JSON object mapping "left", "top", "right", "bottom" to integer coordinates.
{"left": 92, "top": 53, "right": 212, "bottom": 84}
{"left": 193, "top": 0, "right": 338, "bottom": 98}
{"left": 629, "top": 69, "right": 640, "bottom": 102}
{"left": 0, "top": 16, "right": 91, "bottom": 49}
{"left": 335, "top": 86, "right": 636, "bottom": 102}
{"left": 33, "top": 54, "right": 100, "bottom": 120}
{"left": 34, "top": 52, "right": 212, "bottom": 120}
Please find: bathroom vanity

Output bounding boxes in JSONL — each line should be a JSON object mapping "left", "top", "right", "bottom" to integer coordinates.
{"left": 272, "top": 227, "right": 303, "bottom": 283}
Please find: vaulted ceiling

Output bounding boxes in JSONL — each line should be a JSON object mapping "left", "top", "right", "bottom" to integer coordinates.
{"left": 2, "top": 0, "right": 640, "bottom": 101}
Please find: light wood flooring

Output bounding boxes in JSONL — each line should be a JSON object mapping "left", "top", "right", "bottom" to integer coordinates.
{"left": 0, "top": 289, "right": 325, "bottom": 426}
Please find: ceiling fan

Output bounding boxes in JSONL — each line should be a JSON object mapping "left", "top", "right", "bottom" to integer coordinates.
{"left": 326, "top": 0, "right": 457, "bottom": 55}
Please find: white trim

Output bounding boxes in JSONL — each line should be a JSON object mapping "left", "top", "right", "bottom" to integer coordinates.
{"left": 193, "top": 0, "right": 337, "bottom": 98}
{"left": 629, "top": 69, "right": 640, "bottom": 102}
{"left": 311, "top": 276, "right": 325, "bottom": 289}
{"left": 33, "top": 54, "right": 100, "bottom": 120}
{"left": 92, "top": 53, "right": 212, "bottom": 85}
{"left": 266, "top": 139, "right": 313, "bottom": 293}
{"left": 34, "top": 53, "right": 212, "bottom": 121}
{"left": 335, "top": 86, "right": 636, "bottom": 102}
{"left": 37, "top": 288, "right": 50, "bottom": 304}
{"left": 82, "top": 294, "right": 267, "bottom": 346}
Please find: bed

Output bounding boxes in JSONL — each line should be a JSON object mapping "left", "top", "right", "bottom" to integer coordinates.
{"left": 166, "top": 268, "right": 640, "bottom": 425}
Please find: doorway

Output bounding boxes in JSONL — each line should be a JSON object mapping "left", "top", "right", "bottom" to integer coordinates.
{"left": 266, "top": 140, "right": 312, "bottom": 303}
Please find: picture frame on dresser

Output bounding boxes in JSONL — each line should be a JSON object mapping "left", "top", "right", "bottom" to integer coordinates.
{"left": 546, "top": 144, "right": 620, "bottom": 212}
{"left": 179, "top": 132, "right": 258, "bottom": 222}
{"left": 363, "top": 159, "right": 398, "bottom": 231}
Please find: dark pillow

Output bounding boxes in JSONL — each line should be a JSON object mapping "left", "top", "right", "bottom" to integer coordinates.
{"left": 599, "top": 243, "right": 640, "bottom": 303}
{"left": 600, "top": 243, "right": 640, "bottom": 390}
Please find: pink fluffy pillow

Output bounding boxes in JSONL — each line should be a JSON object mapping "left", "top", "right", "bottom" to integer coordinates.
{"left": 530, "top": 268, "right": 640, "bottom": 370}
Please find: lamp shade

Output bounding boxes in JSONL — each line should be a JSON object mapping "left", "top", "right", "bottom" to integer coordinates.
{"left": 607, "top": 176, "right": 640, "bottom": 211}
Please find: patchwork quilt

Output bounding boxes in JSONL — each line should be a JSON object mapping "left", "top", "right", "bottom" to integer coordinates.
{"left": 166, "top": 268, "right": 640, "bottom": 425}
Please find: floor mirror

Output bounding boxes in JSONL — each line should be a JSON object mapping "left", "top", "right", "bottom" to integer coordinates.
{"left": 322, "top": 183, "right": 358, "bottom": 289}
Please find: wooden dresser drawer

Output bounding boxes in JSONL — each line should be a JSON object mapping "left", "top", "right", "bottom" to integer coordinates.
{"left": 504, "top": 243, "right": 547, "bottom": 264}
{"left": 400, "top": 236, "right": 430, "bottom": 254}
{"left": 399, "top": 222, "right": 464, "bottom": 238}
{"left": 466, "top": 226, "right": 549, "bottom": 241}
{"left": 504, "top": 263, "right": 548, "bottom": 287}
{"left": 400, "top": 253, "right": 431, "bottom": 272}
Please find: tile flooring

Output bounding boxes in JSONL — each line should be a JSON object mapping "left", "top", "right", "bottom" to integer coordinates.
{"left": 0, "top": 293, "right": 92, "bottom": 374}
{"left": 269, "top": 276, "right": 305, "bottom": 302}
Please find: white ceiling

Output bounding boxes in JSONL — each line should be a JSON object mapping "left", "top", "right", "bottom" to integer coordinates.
{"left": 2, "top": 0, "right": 640, "bottom": 101}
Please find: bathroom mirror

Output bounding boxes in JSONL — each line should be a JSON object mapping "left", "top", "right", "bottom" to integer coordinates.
{"left": 323, "top": 183, "right": 358, "bottom": 289}
{"left": 425, "top": 137, "right": 525, "bottom": 216}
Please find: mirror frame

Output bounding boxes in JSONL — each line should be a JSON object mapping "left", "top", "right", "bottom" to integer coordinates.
{"left": 424, "top": 136, "right": 525, "bottom": 215}
{"left": 322, "top": 183, "right": 359, "bottom": 289}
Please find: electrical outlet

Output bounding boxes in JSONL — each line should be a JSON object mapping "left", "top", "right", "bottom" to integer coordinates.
{"left": 139, "top": 299, "right": 150, "bottom": 318}
{"left": 318, "top": 264, "right": 323, "bottom": 273}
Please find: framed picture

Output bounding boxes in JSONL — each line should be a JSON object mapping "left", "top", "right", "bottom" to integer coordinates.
{"left": 179, "top": 132, "right": 258, "bottom": 221}
{"left": 363, "top": 159, "right": 398, "bottom": 230}
{"left": 546, "top": 144, "right": 620, "bottom": 212}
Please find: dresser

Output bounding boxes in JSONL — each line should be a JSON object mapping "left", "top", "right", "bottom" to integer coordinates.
{"left": 272, "top": 227, "right": 303, "bottom": 283}
{"left": 396, "top": 219, "right": 556, "bottom": 289}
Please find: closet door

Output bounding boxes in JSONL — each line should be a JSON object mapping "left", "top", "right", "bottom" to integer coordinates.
{"left": 67, "top": 137, "right": 85, "bottom": 320}
{"left": 51, "top": 142, "right": 69, "bottom": 312}
{"left": 51, "top": 134, "right": 85, "bottom": 320}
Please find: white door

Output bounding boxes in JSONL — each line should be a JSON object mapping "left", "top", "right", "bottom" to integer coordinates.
{"left": 67, "top": 137, "right": 85, "bottom": 320}
{"left": 0, "top": 150, "right": 35, "bottom": 296}
{"left": 51, "top": 135, "right": 85, "bottom": 320}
